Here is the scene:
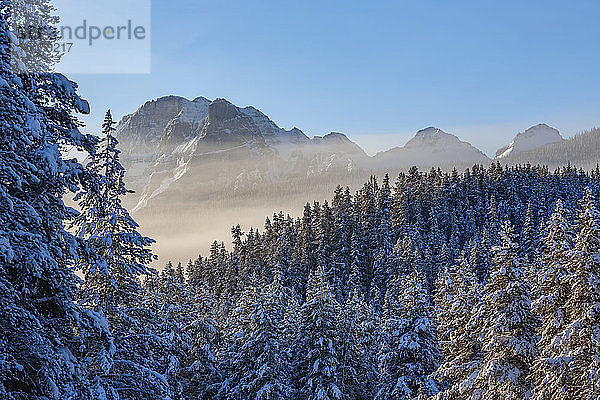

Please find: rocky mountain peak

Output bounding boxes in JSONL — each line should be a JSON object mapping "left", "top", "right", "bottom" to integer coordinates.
{"left": 372, "top": 126, "right": 490, "bottom": 169}
{"left": 496, "top": 123, "right": 563, "bottom": 159}
{"left": 207, "top": 98, "right": 241, "bottom": 122}
{"left": 192, "top": 96, "right": 210, "bottom": 103}
{"left": 406, "top": 127, "right": 459, "bottom": 147}
{"left": 311, "top": 132, "right": 367, "bottom": 157}
{"left": 316, "top": 132, "right": 351, "bottom": 143}
{"left": 416, "top": 126, "right": 443, "bottom": 136}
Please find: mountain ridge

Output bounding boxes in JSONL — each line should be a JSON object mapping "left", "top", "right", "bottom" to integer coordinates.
{"left": 117, "top": 96, "right": 587, "bottom": 162}
{"left": 115, "top": 95, "right": 600, "bottom": 213}
{"left": 495, "top": 123, "right": 563, "bottom": 159}
{"left": 371, "top": 126, "right": 491, "bottom": 170}
{"left": 116, "top": 95, "right": 368, "bottom": 211}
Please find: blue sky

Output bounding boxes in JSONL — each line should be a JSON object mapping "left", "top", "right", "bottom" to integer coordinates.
{"left": 72, "top": 0, "right": 600, "bottom": 156}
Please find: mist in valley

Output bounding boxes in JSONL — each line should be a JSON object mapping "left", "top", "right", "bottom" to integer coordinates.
{"left": 119, "top": 121, "right": 600, "bottom": 266}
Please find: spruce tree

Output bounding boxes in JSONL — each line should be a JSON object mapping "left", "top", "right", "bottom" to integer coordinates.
{"left": 469, "top": 230, "right": 492, "bottom": 283}
{"left": 530, "top": 200, "right": 576, "bottom": 400}
{"left": 475, "top": 221, "right": 537, "bottom": 399}
{"left": 331, "top": 186, "right": 352, "bottom": 301}
{"left": 376, "top": 270, "right": 440, "bottom": 400}
{"left": 554, "top": 189, "right": 600, "bottom": 399}
{"left": 221, "top": 272, "right": 292, "bottom": 400}
{"left": 72, "top": 111, "right": 165, "bottom": 399}
{"left": 0, "top": 4, "right": 105, "bottom": 397}
{"left": 521, "top": 203, "right": 537, "bottom": 261}
{"left": 294, "top": 267, "right": 342, "bottom": 400}
{"left": 434, "top": 256, "right": 483, "bottom": 399}
{"left": 183, "top": 279, "right": 220, "bottom": 400}
{"left": 346, "top": 229, "right": 366, "bottom": 297}
{"left": 141, "top": 263, "right": 195, "bottom": 399}
{"left": 341, "top": 289, "right": 379, "bottom": 400}
{"left": 372, "top": 176, "right": 396, "bottom": 311}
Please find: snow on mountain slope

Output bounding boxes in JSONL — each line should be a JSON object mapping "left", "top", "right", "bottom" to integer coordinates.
{"left": 116, "top": 96, "right": 371, "bottom": 211}
{"left": 495, "top": 124, "right": 563, "bottom": 159}
{"left": 496, "top": 127, "right": 600, "bottom": 169}
{"left": 131, "top": 98, "right": 276, "bottom": 211}
{"left": 240, "top": 106, "right": 310, "bottom": 145}
{"left": 123, "top": 98, "right": 589, "bottom": 214}
{"left": 116, "top": 96, "right": 210, "bottom": 156}
{"left": 303, "top": 132, "right": 369, "bottom": 174}
{"left": 372, "top": 127, "right": 490, "bottom": 169}
{"left": 117, "top": 96, "right": 311, "bottom": 161}
{"left": 312, "top": 132, "right": 367, "bottom": 156}
{"left": 114, "top": 96, "right": 211, "bottom": 197}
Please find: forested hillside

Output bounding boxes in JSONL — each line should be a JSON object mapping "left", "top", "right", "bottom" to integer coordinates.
{"left": 161, "top": 163, "right": 600, "bottom": 399}
{"left": 499, "top": 127, "right": 600, "bottom": 170}
{"left": 71, "top": 160, "right": 597, "bottom": 399}
{"left": 3, "top": 1, "right": 600, "bottom": 398}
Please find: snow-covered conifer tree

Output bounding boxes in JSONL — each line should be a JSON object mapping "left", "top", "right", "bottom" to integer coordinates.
{"left": 530, "top": 200, "right": 576, "bottom": 400}
{"left": 72, "top": 110, "right": 166, "bottom": 399}
{"left": 140, "top": 261, "right": 202, "bottom": 399}
{"left": 294, "top": 266, "right": 342, "bottom": 400}
{"left": 182, "top": 278, "right": 220, "bottom": 400}
{"left": 0, "top": 3, "right": 107, "bottom": 397}
{"left": 340, "top": 289, "right": 379, "bottom": 400}
{"left": 375, "top": 269, "right": 440, "bottom": 400}
{"left": 469, "top": 230, "right": 492, "bottom": 283}
{"left": 434, "top": 255, "right": 483, "bottom": 399}
{"left": 475, "top": 221, "right": 537, "bottom": 399}
{"left": 220, "top": 272, "right": 292, "bottom": 399}
{"left": 550, "top": 189, "right": 600, "bottom": 399}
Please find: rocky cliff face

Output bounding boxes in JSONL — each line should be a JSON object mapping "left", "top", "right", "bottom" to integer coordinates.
{"left": 117, "top": 96, "right": 209, "bottom": 156}
{"left": 116, "top": 96, "right": 367, "bottom": 210}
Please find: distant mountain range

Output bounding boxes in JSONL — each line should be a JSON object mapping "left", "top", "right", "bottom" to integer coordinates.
{"left": 114, "top": 95, "right": 600, "bottom": 261}
{"left": 116, "top": 95, "right": 600, "bottom": 211}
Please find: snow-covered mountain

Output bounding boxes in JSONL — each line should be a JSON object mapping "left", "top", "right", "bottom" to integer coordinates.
{"left": 118, "top": 96, "right": 596, "bottom": 216}
{"left": 115, "top": 97, "right": 500, "bottom": 212}
{"left": 496, "top": 127, "right": 600, "bottom": 170}
{"left": 371, "top": 127, "right": 490, "bottom": 170}
{"left": 116, "top": 96, "right": 367, "bottom": 210}
{"left": 495, "top": 123, "right": 563, "bottom": 159}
